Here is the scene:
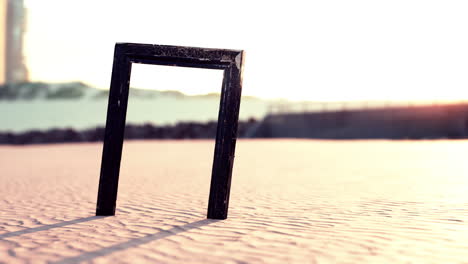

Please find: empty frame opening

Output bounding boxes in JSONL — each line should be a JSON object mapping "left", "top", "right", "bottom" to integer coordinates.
{"left": 117, "top": 63, "right": 224, "bottom": 216}
{"left": 123, "top": 63, "right": 225, "bottom": 125}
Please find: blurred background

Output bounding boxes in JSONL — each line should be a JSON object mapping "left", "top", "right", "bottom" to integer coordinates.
{"left": 1, "top": 0, "right": 468, "bottom": 143}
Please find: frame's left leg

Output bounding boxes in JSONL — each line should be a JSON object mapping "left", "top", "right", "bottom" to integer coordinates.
{"left": 96, "top": 46, "right": 132, "bottom": 216}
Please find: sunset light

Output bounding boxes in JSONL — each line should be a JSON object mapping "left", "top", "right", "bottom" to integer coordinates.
{"left": 23, "top": 0, "right": 468, "bottom": 101}
{"left": 3, "top": 1, "right": 468, "bottom": 263}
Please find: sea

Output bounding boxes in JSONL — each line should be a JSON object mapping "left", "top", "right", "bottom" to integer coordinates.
{"left": 0, "top": 95, "right": 269, "bottom": 132}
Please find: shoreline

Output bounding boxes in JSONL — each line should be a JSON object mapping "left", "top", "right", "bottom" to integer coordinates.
{"left": 0, "top": 119, "right": 258, "bottom": 145}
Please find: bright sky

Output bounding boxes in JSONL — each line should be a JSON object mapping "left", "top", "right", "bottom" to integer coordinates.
{"left": 24, "top": 0, "right": 468, "bottom": 101}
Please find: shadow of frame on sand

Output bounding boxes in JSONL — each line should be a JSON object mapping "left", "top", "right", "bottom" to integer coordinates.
{"left": 51, "top": 219, "right": 219, "bottom": 264}
{"left": 0, "top": 216, "right": 109, "bottom": 239}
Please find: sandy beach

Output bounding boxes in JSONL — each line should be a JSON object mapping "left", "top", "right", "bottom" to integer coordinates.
{"left": 1, "top": 139, "right": 468, "bottom": 263}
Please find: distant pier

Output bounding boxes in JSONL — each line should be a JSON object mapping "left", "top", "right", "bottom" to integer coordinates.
{"left": 249, "top": 102, "right": 468, "bottom": 139}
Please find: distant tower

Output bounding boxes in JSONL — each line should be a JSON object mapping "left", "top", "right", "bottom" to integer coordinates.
{"left": 3, "top": 0, "right": 28, "bottom": 84}
{"left": 0, "top": 0, "right": 5, "bottom": 84}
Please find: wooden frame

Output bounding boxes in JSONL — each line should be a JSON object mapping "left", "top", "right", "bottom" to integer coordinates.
{"left": 96, "top": 43, "right": 244, "bottom": 219}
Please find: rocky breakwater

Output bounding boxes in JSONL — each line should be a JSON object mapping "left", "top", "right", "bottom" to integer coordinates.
{"left": 0, "top": 119, "right": 258, "bottom": 145}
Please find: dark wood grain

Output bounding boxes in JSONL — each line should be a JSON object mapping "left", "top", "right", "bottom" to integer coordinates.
{"left": 207, "top": 62, "right": 243, "bottom": 219}
{"left": 96, "top": 43, "right": 244, "bottom": 219}
{"left": 96, "top": 45, "right": 132, "bottom": 216}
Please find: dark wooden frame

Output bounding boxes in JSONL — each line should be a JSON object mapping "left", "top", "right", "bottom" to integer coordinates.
{"left": 96, "top": 43, "right": 244, "bottom": 219}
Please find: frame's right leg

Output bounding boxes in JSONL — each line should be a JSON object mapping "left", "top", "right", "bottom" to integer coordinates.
{"left": 207, "top": 60, "right": 243, "bottom": 220}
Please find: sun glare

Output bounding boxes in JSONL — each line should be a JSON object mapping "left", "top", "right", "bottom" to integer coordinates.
{"left": 23, "top": 0, "right": 468, "bottom": 102}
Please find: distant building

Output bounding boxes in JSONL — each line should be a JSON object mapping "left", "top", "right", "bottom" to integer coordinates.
{"left": 0, "top": 0, "right": 28, "bottom": 84}
{"left": 0, "top": 0, "right": 5, "bottom": 84}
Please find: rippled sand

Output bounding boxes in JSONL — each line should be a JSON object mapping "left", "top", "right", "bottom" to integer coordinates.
{"left": 1, "top": 140, "right": 468, "bottom": 263}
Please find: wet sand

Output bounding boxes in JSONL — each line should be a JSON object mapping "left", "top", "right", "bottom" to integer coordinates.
{"left": 1, "top": 140, "right": 468, "bottom": 263}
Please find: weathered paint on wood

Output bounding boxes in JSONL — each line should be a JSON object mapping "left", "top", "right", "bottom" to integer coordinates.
{"left": 96, "top": 43, "right": 244, "bottom": 219}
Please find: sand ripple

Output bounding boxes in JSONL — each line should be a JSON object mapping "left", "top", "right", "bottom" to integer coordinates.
{"left": 1, "top": 140, "right": 468, "bottom": 263}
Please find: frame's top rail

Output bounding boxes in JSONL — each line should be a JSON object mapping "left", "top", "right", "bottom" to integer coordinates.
{"left": 115, "top": 42, "right": 243, "bottom": 66}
